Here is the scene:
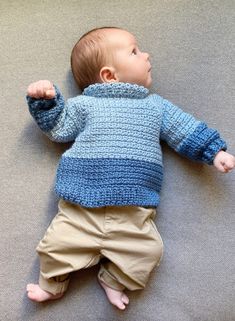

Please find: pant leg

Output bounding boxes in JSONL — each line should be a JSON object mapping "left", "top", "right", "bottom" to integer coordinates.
{"left": 98, "top": 206, "right": 163, "bottom": 291}
{"left": 37, "top": 199, "right": 103, "bottom": 295}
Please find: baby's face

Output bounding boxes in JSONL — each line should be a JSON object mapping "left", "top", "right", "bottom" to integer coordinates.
{"left": 105, "top": 29, "right": 152, "bottom": 88}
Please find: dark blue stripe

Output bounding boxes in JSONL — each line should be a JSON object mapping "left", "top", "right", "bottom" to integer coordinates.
{"left": 27, "top": 86, "right": 64, "bottom": 131}
{"left": 55, "top": 157, "right": 163, "bottom": 207}
{"left": 178, "top": 122, "right": 227, "bottom": 164}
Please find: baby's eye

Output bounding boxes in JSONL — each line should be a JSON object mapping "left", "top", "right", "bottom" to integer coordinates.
{"left": 131, "top": 48, "right": 137, "bottom": 55}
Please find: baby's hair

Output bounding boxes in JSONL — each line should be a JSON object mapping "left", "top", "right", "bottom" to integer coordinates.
{"left": 71, "top": 26, "right": 122, "bottom": 91}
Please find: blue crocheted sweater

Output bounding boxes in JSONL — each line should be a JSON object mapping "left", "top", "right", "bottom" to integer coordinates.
{"left": 27, "top": 82, "right": 227, "bottom": 208}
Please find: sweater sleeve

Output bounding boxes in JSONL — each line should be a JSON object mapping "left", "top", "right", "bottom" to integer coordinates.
{"left": 160, "top": 98, "right": 227, "bottom": 164}
{"left": 26, "top": 86, "right": 86, "bottom": 142}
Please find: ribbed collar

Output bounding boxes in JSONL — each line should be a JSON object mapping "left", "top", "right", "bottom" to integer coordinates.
{"left": 82, "top": 82, "right": 149, "bottom": 99}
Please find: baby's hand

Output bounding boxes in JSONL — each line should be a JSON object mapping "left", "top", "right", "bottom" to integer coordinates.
{"left": 213, "top": 150, "right": 235, "bottom": 173}
{"left": 27, "top": 80, "right": 55, "bottom": 99}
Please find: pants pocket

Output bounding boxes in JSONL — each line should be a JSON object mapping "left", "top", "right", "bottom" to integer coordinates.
{"left": 149, "top": 218, "right": 164, "bottom": 265}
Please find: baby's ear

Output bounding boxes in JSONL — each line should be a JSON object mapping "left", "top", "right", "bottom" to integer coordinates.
{"left": 99, "top": 66, "right": 119, "bottom": 83}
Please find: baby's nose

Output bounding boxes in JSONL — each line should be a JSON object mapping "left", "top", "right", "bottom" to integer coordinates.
{"left": 144, "top": 52, "right": 150, "bottom": 60}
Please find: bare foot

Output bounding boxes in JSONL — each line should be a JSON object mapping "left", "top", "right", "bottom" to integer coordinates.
{"left": 26, "top": 284, "right": 63, "bottom": 302}
{"left": 99, "top": 280, "right": 129, "bottom": 310}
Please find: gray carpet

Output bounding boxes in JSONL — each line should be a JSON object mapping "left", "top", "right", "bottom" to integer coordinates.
{"left": 1, "top": 1, "right": 235, "bottom": 320}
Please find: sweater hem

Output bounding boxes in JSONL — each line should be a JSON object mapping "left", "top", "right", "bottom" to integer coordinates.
{"left": 55, "top": 187, "right": 160, "bottom": 208}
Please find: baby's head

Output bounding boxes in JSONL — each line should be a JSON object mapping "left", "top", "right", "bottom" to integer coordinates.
{"left": 71, "top": 27, "right": 152, "bottom": 91}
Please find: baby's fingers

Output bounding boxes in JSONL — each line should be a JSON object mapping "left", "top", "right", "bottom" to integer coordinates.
{"left": 27, "top": 80, "right": 54, "bottom": 99}
{"left": 216, "top": 162, "right": 227, "bottom": 173}
{"left": 27, "top": 83, "right": 38, "bottom": 98}
{"left": 223, "top": 159, "right": 235, "bottom": 172}
{"left": 45, "top": 88, "right": 56, "bottom": 99}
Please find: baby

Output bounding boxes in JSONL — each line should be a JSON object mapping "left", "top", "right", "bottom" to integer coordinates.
{"left": 26, "top": 27, "right": 235, "bottom": 310}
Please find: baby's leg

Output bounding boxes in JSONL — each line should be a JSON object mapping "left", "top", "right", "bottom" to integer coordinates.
{"left": 97, "top": 206, "right": 164, "bottom": 309}
{"left": 27, "top": 200, "right": 104, "bottom": 302}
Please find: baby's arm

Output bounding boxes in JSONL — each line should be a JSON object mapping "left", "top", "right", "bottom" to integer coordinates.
{"left": 159, "top": 98, "right": 230, "bottom": 166}
{"left": 26, "top": 80, "right": 86, "bottom": 142}
{"left": 213, "top": 150, "right": 235, "bottom": 173}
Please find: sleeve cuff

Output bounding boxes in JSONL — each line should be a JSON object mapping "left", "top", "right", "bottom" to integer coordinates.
{"left": 177, "top": 122, "right": 227, "bottom": 165}
{"left": 26, "top": 85, "right": 61, "bottom": 111}
{"left": 26, "top": 85, "right": 65, "bottom": 131}
{"left": 202, "top": 138, "right": 227, "bottom": 165}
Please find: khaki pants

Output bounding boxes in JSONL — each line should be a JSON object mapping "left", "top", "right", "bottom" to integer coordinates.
{"left": 36, "top": 199, "right": 163, "bottom": 295}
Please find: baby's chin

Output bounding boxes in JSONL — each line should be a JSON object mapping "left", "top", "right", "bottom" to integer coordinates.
{"left": 144, "top": 78, "right": 152, "bottom": 89}
{"left": 134, "top": 77, "right": 152, "bottom": 89}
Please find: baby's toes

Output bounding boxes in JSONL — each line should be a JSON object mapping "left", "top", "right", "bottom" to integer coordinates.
{"left": 121, "top": 294, "right": 129, "bottom": 305}
{"left": 26, "top": 284, "right": 36, "bottom": 292}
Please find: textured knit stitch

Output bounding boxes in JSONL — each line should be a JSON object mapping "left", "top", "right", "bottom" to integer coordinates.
{"left": 27, "top": 82, "right": 227, "bottom": 208}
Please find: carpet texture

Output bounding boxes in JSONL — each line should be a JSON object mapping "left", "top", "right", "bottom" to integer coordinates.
{"left": 0, "top": 1, "right": 234, "bottom": 320}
